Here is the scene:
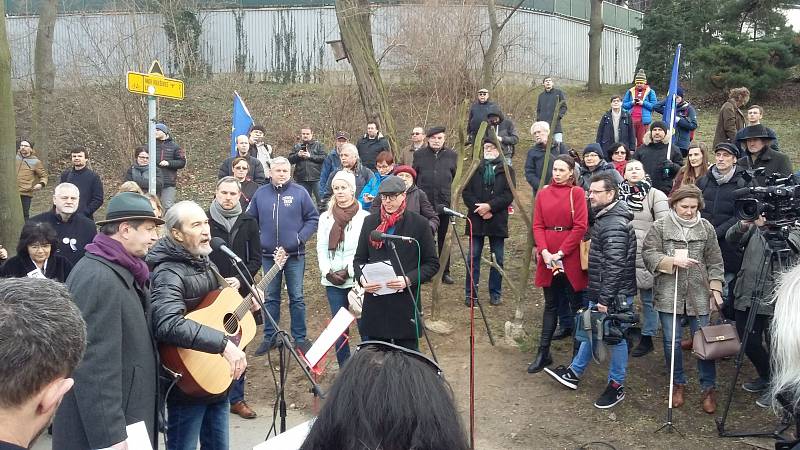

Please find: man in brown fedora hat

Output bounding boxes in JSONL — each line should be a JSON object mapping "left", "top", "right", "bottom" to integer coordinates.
{"left": 53, "top": 192, "right": 163, "bottom": 450}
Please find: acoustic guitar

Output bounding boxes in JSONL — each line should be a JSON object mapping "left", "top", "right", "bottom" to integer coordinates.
{"left": 160, "top": 248, "right": 288, "bottom": 396}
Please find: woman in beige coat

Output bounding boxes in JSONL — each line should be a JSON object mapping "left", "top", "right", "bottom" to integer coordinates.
{"left": 642, "top": 185, "right": 724, "bottom": 414}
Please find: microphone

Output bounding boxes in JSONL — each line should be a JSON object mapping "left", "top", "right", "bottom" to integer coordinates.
{"left": 210, "top": 237, "right": 243, "bottom": 264}
{"left": 438, "top": 205, "right": 467, "bottom": 219}
{"left": 370, "top": 230, "right": 415, "bottom": 243}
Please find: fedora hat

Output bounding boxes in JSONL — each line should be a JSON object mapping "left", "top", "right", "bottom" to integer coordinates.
{"left": 96, "top": 192, "right": 165, "bottom": 225}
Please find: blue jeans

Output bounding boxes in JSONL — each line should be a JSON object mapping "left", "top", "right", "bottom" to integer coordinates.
{"left": 167, "top": 399, "right": 229, "bottom": 450}
{"left": 639, "top": 288, "right": 659, "bottom": 337}
{"left": 228, "top": 372, "right": 245, "bottom": 404}
{"left": 659, "top": 312, "right": 716, "bottom": 390}
{"left": 465, "top": 235, "right": 505, "bottom": 299}
{"left": 262, "top": 255, "right": 307, "bottom": 344}
{"left": 325, "top": 286, "right": 352, "bottom": 367}
{"left": 570, "top": 299, "right": 631, "bottom": 385}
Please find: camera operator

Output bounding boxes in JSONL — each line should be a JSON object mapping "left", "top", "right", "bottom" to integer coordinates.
{"left": 725, "top": 215, "right": 800, "bottom": 408}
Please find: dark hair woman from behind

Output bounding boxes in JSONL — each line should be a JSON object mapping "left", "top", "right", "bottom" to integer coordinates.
{"left": 300, "top": 341, "right": 469, "bottom": 450}
{"left": 0, "top": 221, "right": 72, "bottom": 281}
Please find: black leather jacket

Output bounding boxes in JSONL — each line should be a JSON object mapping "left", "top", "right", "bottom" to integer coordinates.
{"left": 147, "top": 238, "right": 226, "bottom": 355}
{"left": 585, "top": 200, "right": 637, "bottom": 306}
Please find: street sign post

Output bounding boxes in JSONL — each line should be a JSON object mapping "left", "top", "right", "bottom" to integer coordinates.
{"left": 126, "top": 60, "right": 184, "bottom": 196}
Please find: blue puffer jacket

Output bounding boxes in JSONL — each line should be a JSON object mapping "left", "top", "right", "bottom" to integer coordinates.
{"left": 247, "top": 181, "right": 320, "bottom": 257}
{"left": 654, "top": 100, "right": 698, "bottom": 151}
{"left": 359, "top": 171, "right": 391, "bottom": 209}
{"left": 622, "top": 86, "right": 658, "bottom": 125}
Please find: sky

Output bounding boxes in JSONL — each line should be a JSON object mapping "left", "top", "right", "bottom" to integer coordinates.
{"left": 786, "top": 8, "right": 800, "bottom": 31}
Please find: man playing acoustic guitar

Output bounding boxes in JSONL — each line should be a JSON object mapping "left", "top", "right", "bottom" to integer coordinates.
{"left": 149, "top": 200, "right": 250, "bottom": 450}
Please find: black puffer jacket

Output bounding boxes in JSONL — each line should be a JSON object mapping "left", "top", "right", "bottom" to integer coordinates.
{"left": 356, "top": 134, "right": 390, "bottom": 171}
{"left": 156, "top": 137, "right": 186, "bottom": 187}
{"left": 585, "top": 200, "right": 637, "bottom": 307}
{"left": 147, "top": 237, "right": 227, "bottom": 402}
{"left": 696, "top": 165, "right": 751, "bottom": 274}
{"left": 632, "top": 139, "right": 683, "bottom": 194}
{"left": 288, "top": 140, "right": 327, "bottom": 182}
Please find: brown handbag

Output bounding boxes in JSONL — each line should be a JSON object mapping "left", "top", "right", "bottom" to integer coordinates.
{"left": 692, "top": 323, "right": 741, "bottom": 360}
{"left": 569, "top": 187, "right": 590, "bottom": 270}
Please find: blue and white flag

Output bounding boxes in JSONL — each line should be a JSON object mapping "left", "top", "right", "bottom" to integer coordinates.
{"left": 231, "top": 91, "right": 253, "bottom": 157}
{"left": 663, "top": 44, "right": 681, "bottom": 160}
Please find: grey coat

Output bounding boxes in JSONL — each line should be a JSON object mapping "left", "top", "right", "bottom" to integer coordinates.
{"left": 53, "top": 253, "right": 159, "bottom": 450}
{"left": 725, "top": 221, "right": 800, "bottom": 315}
{"left": 627, "top": 186, "right": 668, "bottom": 290}
{"left": 642, "top": 215, "right": 724, "bottom": 316}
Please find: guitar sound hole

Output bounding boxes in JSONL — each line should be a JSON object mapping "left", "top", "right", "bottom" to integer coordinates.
{"left": 223, "top": 313, "right": 238, "bottom": 334}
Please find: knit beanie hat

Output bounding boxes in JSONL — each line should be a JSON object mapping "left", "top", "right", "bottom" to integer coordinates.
{"left": 155, "top": 123, "right": 171, "bottom": 135}
{"left": 583, "top": 143, "right": 605, "bottom": 160}
{"left": 331, "top": 170, "right": 356, "bottom": 194}
{"left": 634, "top": 69, "right": 647, "bottom": 84}
{"left": 393, "top": 165, "right": 417, "bottom": 181}
{"left": 650, "top": 120, "right": 668, "bottom": 132}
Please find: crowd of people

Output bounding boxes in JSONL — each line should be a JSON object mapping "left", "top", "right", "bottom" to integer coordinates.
{"left": 3, "top": 75, "right": 798, "bottom": 449}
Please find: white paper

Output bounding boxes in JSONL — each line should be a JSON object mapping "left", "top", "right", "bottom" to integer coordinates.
{"left": 304, "top": 308, "right": 355, "bottom": 368}
{"left": 95, "top": 421, "right": 152, "bottom": 450}
{"left": 674, "top": 248, "right": 688, "bottom": 259}
{"left": 253, "top": 420, "right": 314, "bottom": 450}
{"left": 361, "top": 261, "right": 401, "bottom": 295}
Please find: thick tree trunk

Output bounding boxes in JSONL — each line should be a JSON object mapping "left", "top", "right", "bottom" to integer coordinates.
{"left": 32, "top": 0, "right": 58, "bottom": 165}
{"left": 0, "top": 9, "right": 25, "bottom": 252}
{"left": 588, "top": 0, "right": 604, "bottom": 93}
{"left": 334, "top": 0, "right": 398, "bottom": 155}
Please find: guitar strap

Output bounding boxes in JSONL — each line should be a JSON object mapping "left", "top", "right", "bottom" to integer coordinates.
{"left": 208, "top": 264, "right": 230, "bottom": 289}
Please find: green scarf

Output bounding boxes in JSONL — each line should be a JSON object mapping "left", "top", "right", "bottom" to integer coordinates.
{"left": 482, "top": 158, "right": 502, "bottom": 186}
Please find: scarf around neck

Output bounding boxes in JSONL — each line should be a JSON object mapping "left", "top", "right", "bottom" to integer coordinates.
{"left": 371, "top": 199, "right": 407, "bottom": 249}
{"left": 209, "top": 199, "right": 242, "bottom": 233}
{"left": 328, "top": 200, "right": 359, "bottom": 251}
{"left": 668, "top": 208, "right": 700, "bottom": 231}
{"left": 85, "top": 233, "right": 150, "bottom": 287}
{"left": 482, "top": 157, "right": 502, "bottom": 186}
{"left": 618, "top": 179, "right": 651, "bottom": 212}
{"left": 711, "top": 165, "right": 735, "bottom": 186}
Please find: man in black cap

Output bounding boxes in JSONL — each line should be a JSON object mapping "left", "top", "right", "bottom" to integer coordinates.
{"left": 737, "top": 124, "right": 793, "bottom": 186}
{"left": 696, "top": 142, "right": 751, "bottom": 313}
{"left": 53, "top": 192, "right": 162, "bottom": 450}
{"left": 632, "top": 120, "right": 684, "bottom": 194}
{"left": 467, "top": 88, "right": 500, "bottom": 144}
{"left": 413, "top": 126, "right": 458, "bottom": 284}
{"left": 354, "top": 175, "right": 439, "bottom": 350}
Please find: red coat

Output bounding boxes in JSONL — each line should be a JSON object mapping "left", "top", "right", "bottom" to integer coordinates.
{"left": 533, "top": 180, "right": 589, "bottom": 290}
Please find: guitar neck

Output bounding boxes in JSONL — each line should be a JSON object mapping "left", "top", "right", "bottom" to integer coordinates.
{"left": 235, "top": 260, "right": 283, "bottom": 320}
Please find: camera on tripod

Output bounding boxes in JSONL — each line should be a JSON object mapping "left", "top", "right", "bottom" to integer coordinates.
{"left": 734, "top": 170, "right": 800, "bottom": 227}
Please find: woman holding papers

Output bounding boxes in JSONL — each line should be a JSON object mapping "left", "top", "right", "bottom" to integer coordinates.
{"left": 317, "top": 171, "right": 370, "bottom": 366}
{"left": 354, "top": 175, "right": 439, "bottom": 350}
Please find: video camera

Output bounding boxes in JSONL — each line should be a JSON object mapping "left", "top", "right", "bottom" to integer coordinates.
{"left": 734, "top": 170, "right": 800, "bottom": 227}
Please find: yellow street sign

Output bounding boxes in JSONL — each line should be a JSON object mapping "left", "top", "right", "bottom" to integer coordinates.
{"left": 126, "top": 65, "right": 184, "bottom": 100}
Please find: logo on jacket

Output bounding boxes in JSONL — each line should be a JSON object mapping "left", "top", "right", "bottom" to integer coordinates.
{"left": 282, "top": 196, "right": 294, "bottom": 207}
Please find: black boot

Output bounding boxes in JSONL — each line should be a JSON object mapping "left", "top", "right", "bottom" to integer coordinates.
{"left": 527, "top": 346, "right": 552, "bottom": 373}
{"left": 631, "top": 335, "right": 653, "bottom": 357}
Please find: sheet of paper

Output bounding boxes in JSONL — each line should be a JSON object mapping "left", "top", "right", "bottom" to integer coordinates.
{"left": 674, "top": 248, "right": 688, "bottom": 259}
{"left": 97, "top": 421, "right": 153, "bottom": 450}
{"left": 253, "top": 419, "right": 314, "bottom": 450}
{"left": 361, "top": 260, "right": 400, "bottom": 295}
{"left": 304, "top": 308, "right": 355, "bottom": 368}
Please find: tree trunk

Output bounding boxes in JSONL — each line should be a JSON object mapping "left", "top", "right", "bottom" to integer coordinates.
{"left": 481, "top": 0, "right": 525, "bottom": 88}
{"left": 334, "top": 0, "right": 398, "bottom": 155}
{"left": 32, "top": 0, "right": 58, "bottom": 165}
{"left": 0, "top": 9, "right": 25, "bottom": 252}
{"left": 588, "top": 0, "right": 604, "bottom": 93}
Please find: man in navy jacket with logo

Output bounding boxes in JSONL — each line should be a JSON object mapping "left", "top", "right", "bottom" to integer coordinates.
{"left": 248, "top": 157, "right": 320, "bottom": 355}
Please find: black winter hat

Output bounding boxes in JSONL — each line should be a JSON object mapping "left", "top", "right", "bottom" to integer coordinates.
{"left": 714, "top": 142, "right": 740, "bottom": 158}
{"left": 650, "top": 121, "right": 668, "bottom": 132}
{"left": 582, "top": 143, "right": 605, "bottom": 160}
{"left": 426, "top": 126, "right": 446, "bottom": 137}
{"left": 736, "top": 124, "right": 773, "bottom": 141}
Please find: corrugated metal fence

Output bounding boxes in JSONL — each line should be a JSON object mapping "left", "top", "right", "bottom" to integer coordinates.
{"left": 7, "top": 4, "right": 640, "bottom": 85}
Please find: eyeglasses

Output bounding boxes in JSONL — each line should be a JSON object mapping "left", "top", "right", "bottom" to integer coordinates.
{"left": 356, "top": 340, "right": 442, "bottom": 376}
{"left": 233, "top": 165, "right": 249, "bottom": 170}
{"left": 587, "top": 189, "right": 611, "bottom": 196}
{"left": 380, "top": 193, "right": 403, "bottom": 201}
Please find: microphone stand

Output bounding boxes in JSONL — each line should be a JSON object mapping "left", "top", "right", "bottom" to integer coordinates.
{"left": 385, "top": 238, "right": 439, "bottom": 363}
{"left": 229, "top": 257, "right": 324, "bottom": 436}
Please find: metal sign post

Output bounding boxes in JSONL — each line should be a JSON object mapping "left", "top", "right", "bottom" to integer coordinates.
{"left": 126, "top": 59, "right": 185, "bottom": 197}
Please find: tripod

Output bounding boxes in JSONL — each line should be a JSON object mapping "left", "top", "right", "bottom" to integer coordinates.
{"left": 717, "top": 226, "right": 795, "bottom": 439}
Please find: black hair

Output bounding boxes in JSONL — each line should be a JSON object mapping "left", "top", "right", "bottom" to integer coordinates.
{"left": 16, "top": 138, "right": 34, "bottom": 149}
{"left": 590, "top": 173, "right": 620, "bottom": 197}
{"left": 69, "top": 145, "right": 88, "bottom": 158}
{"left": 248, "top": 124, "right": 266, "bottom": 134}
{"left": 300, "top": 344, "right": 469, "bottom": 450}
{"left": 134, "top": 145, "right": 148, "bottom": 159}
{"left": 16, "top": 222, "right": 58, "bottom": 256}
{"left": 607, "top": 143, "right": 630, "bottom": 161}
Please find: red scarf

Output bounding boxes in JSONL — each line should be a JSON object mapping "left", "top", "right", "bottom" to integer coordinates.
{"left": 370, "top": 199, "right": 407, "bottom": 249}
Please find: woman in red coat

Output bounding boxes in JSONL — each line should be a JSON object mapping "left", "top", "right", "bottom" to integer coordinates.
{"left": 528, "top": 155, "right": 589, "bottom": 373}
